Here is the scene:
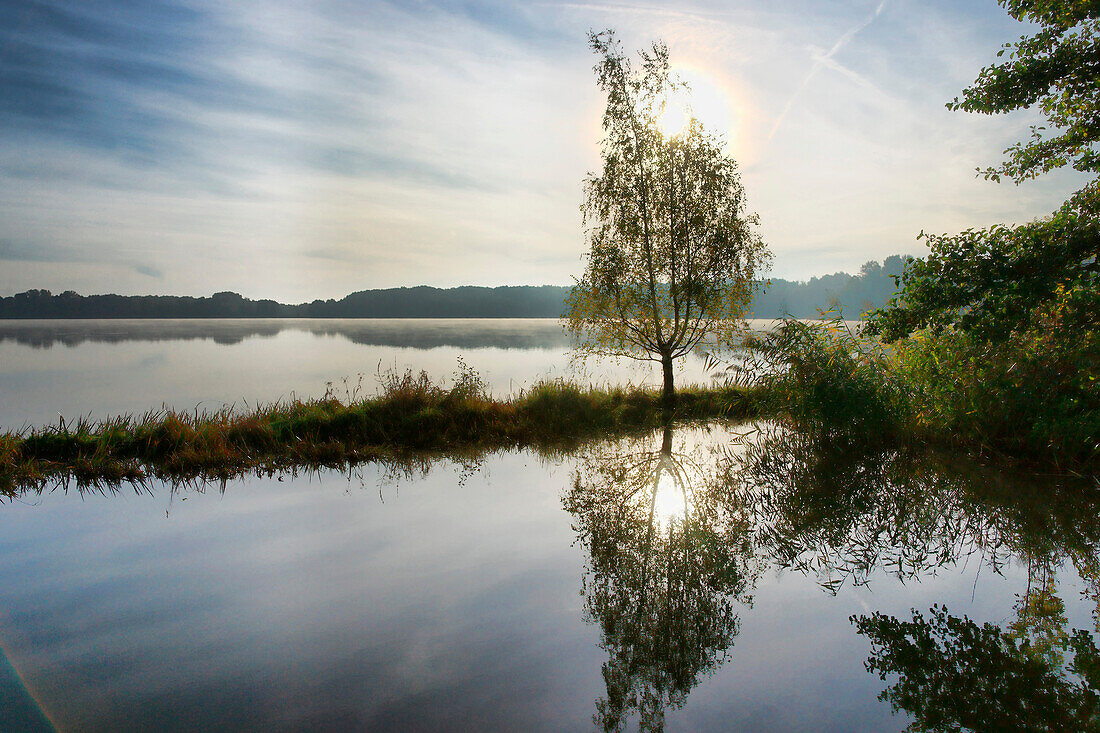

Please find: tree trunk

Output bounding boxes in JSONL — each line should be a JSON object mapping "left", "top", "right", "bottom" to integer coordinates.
{"left": 661, "top": 354, "right": 676, "bottom": 405}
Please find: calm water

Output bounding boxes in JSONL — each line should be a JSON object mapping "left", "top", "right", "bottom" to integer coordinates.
{"left": 1, "top": 320, "right": 1097, "bottom": 731}
{"left": 0, "top": 318, "right": 741, "bottom": 429}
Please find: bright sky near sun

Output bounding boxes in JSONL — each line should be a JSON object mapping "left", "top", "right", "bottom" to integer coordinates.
{"left": 0, "top": 0, "right": 1090, "bottom": 301}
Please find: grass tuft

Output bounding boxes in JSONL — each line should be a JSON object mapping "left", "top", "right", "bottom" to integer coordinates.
{"left": 0, "top": 372, "right": 763, "bottom": 493}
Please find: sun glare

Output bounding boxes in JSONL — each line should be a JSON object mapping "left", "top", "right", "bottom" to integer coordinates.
{"left": 658, "top": 99, "right": 690, "bottom": 139}
{"left": 652, "top": 466, "right": 689, "bottom": 528}
{"left": 659, "top": 65, "right": 735, "bottom": 142}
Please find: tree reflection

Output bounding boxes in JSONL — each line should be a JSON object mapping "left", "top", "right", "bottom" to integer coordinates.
{"left": 854, "top": 604, "right": 1100, "bottom": 732}
{"left": 734, "top": 423, "right": 1100, "bottom": 594}
{"left": 853, "top": 556, "right": 1100, "bottom": 732}
{"left": 564, "top": 424, "right": 759, "bottom": 732}
{"left": 731, "top": 422, "right": 1100, "bottom": 731}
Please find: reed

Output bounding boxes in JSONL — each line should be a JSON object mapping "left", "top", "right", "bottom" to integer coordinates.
{"left": 0, "top": 371, "right": 762, "bottom": 491}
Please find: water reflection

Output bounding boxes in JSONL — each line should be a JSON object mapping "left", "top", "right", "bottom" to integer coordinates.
{"left": 561, "top": 420, "right": 1100, "bottom": 730}
{"left": 1, "top": 419, "right": 1099, "bottom": 730}
{"left": 733, "top": 423, "right": 1100, "bottom": 731}
{"left": 564, "top": 425, "right": 759, "bottom": 731}
{"left": 0, "top": 318, "right": 572, "bottom": 349}
{"left": 855, "top": 604, "right": 1100, "bottom": 731}
{"left": 736, "top": 424, "right": 1100, "bottom": 592}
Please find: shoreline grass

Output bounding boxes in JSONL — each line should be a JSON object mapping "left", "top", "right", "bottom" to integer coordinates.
{"left": 743, "top": 318, "right": 1100, "bottom": 472}
{"left": 0, "top": 374, "right": 762, "bottom": 492}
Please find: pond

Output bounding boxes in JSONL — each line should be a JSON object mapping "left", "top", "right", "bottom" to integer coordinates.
{"left": 0, "top": 320, "right": 1096, "bottom": 731}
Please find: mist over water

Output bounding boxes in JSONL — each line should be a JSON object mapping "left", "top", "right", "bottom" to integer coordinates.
{"left": 0, "top": 318, "right": 749, "bottom": 429}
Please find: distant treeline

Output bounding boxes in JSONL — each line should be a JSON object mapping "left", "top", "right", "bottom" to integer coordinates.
{"left": 0, "top": 286, "right": 571, "bottom": 319}
{"left": 0, "top": 255, "right": 911, "bottom": 319}
{"left": 751, "top": 255, "right": 912, "bottom": 319}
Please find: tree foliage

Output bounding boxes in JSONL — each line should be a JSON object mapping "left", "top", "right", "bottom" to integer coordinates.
{"left": 868, "top": 187, "right": 1100, "bottom": 343}
{"left": 0, "top": 256, "right": 905, "bottom": 321}
{"left": 870, "top": 0, "right": 1100, "bottom": 338}
{"left": 868, "top": 0, "right": 1100, "bottom": 344}
{"left": 566, "top": 30, "right": 769, "bottom": 401}
{"left": 951, "top": 1, "right": 1100, "bottom": 184}
{"left": 862, "top": 0, "right": 1100, "bottom": 461}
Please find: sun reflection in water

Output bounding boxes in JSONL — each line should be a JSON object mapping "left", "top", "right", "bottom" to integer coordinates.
{"left": 651, "top": 464, "right": 689, "bottom": 529}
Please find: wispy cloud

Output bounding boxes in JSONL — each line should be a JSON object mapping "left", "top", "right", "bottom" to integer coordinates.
{"left": 765, "top": 0, "right": 890, "bottom": 145}
{"left": 0, "top": 239, "right": 59, "bottom": 262}
{"left": 0, "top": 0, "right": 1086, "bottom": 296}
{"left": 549, "top": 2, "right": 739, "bottom": 23}
{"left": 133, "top": 264, "right": 163, "bottom": 278}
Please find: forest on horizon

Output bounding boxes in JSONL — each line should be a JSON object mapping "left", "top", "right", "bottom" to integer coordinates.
{"left": 0, "top": 254, "right": 909, "bottom": 320}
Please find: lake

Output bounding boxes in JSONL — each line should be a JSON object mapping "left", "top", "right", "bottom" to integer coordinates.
{"left": 0, "top": 319, "right": 1096, "bottom": 731}
{"left": 0, "top": 318, "right": 733, "bottom": 429}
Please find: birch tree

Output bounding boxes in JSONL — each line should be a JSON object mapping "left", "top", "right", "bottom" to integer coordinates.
{"left": 566, "top": 30, "right": 769, "bottom": 403}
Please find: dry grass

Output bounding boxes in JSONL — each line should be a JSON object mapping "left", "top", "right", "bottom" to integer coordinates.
{"left": 0, "top": 371, "right": 761, "bottom": 493}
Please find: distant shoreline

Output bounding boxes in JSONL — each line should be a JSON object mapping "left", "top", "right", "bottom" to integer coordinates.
{"left": 0, "top": 285, "right": 573, "bottom": 320}
{"left": 0, "top": 256, "right": 910, "bottom": 320}
{"left": 0, "top": 314, "right": 569, "bottom": 320}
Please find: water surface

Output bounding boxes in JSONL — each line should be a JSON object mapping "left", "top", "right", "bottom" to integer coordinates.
{"left": 1, "top": 319, "right": 1093, "bottom": 731}
{"left": 0, "top": 422, "right": 1095, "bottom": 731}
{"left": 0, "top": 318, "right": 741, "bottom": 429}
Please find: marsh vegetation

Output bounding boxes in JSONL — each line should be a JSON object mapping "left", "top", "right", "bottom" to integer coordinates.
{"left": 0, "top": 367, "right": 759, "bottom": 492}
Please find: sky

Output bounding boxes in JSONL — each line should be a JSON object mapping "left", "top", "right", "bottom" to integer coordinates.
{"left": 0, "top": 0, "right": 1090, "bottom": 301}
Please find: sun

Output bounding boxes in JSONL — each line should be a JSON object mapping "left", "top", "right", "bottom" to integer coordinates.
{"left": 658, "top": 64, "right": 736, "bottom": 142}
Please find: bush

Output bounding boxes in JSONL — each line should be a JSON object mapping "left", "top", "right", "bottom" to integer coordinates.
{"left": 893, "top": 294, "right": 1100, "bottom": 463}
{"left": 746, "top": 300, "right": 1098, "bottom": 464}
{"left": 743, "top": 316, "right": 911, "bottom": 440}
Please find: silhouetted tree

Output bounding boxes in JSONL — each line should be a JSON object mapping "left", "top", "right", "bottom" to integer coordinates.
{"left": 566, "top": 30, "right": 769, "bottom": 404}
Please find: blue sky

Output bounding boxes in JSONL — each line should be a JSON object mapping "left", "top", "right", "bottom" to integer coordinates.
{"left": 0, "top": 0, "right": 1089, "bottom": 300}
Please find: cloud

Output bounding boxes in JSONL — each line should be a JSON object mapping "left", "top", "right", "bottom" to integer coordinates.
{"left": 765, "top": 0, "right": 891, "bottom": 144}
{"left": 1, "top": 236, "right": 163, "bottom": 285}
{"left": 0, "top": 239, "right": 58, "bottom": 262}
{"left": 0, "top": 0, "right": 1088, "bottom": 296}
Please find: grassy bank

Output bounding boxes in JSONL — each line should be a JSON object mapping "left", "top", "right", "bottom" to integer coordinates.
{"left": 745, "top": 317, "right": 1099, "bottom": 470}
{"left": 0, "top": 371, "right": 761, "bottom": 491}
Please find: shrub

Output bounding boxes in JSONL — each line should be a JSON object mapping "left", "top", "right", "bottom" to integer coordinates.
{"left": 892, "top": 293, "right": 1100, "bottom": 463}
{"left": 743, "top": 316, "right": 911, "bottom": 440}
